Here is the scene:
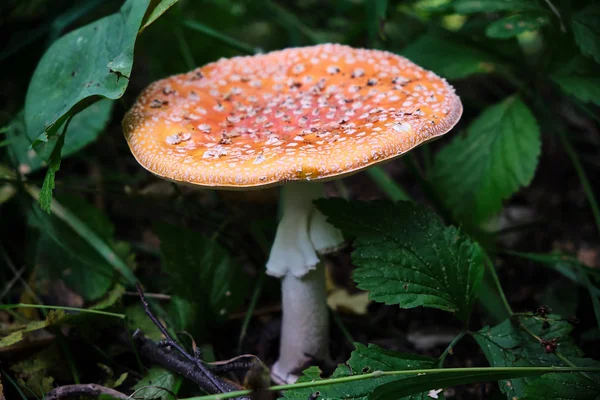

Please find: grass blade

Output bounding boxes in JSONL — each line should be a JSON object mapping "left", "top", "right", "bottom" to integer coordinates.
{"left": 25, "top": 185, "right": 138, "bottom": 285}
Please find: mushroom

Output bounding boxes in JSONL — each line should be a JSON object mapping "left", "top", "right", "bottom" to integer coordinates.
{"left": 122, "top": 44, "right": 462, "bottom": 383}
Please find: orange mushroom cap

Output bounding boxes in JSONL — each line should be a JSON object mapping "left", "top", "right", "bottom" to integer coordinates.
{"left": 123, "top": 44, "right": 462, "bottom": 189}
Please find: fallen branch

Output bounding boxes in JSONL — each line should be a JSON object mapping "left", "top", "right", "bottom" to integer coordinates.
{"left": 136, "top": 282, "right": 227, "bottom": 394}
{"left": 44, "top": 384, "right": 128, "bottom": 400}
{"left": 132, "top": 330, "right": 246, "bottom": 395}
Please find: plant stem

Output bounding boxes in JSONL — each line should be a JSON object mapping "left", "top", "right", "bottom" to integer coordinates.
{"left": 330, "top": 306, "right": 354, "bottom": 346}
{"left": 237, "top": 271, "right": 266, "bottom": 352}
{"left": 182, "top": 20, "right": 255, "bottom": 55}
{"left": 179, "top": 366, "right": 600, "bottom": 400}
{"left": 557, "top": 130, "right": 600, "bottom": 237}
{"left": 366, "top": 167, "right": 412, "bottom": 202}
{"left": 482, "top": 252, "right": 513, "bottom": 316}
{"left": 0, "top": 303, "right": 126, "bottom": 319}
{"left": 436, "top": 331, "right": 466, "bottom": 368}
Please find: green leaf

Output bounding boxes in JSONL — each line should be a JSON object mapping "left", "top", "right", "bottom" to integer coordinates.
{"left": 433, "top": 95, "right": 541, "bottom": 224}
{"left": 551, "top": 56, "right": 600, "bottom": 106}
{"left": 38, "top": 126, "right": 66, "bottom": 213}
{"left": 485, "top": 13, "right": 550, "bottom": 39}
{"left": 282, "top": 343, "right": 438, "bottom": 400}
{"left": 402, "top": 34, "right": 497, "bottom": 79}
{"left": 132, "top": 367, "right": 180, "bottom": 400}
{"left": 125, "top": 304, "right": 163, "bottom": 341}
{"left": 473, "top": 315, "right": 588, "bottom": 398}
{"left": 154, "top": 223, "right": 247, "bottom": 333}
{"left": 30, "top": 195, "right": 134, "bottom": 300}
{"left": 24, "top": 0, "right": 152, "bottom": 154}
{"left": 371, "top": 368, "right": 550, "bottom": 400}
{"left": 571, "top": 4, "right": 600, "bottom": 64}
{"left": 524, "top": 373, "right": 600, "bottom": 399}
{"left": 7, "top": 100, "right": 113, "bottom": 175}
{"left": 316, "top": 199, "right": 483, "bottom": 322}
{"left": 452, "top": 0, "right": 545, "bottom": 14}
{"left": 140, "top": 0, "right": 179, "bottom": 32}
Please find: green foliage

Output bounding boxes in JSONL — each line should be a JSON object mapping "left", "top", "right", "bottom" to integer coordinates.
{"left": 30, "top": 195, "right": 133, "bottom": 300}
{"left": 433, "top": 96, "right": 541, "bottom": 224}
{"left": 282, "top": 343, "right": 438, "bottom": 400}
{"left": 155, "top": 223, "right": 247, "bottom": 332}
{"left": 132, "top": 367, "right": 181, "bottom": 400}
{"left": 524, "top": 373, "right": 600, "bottom": 399}
{"left": 317, "top": 199, "right": 483, "bottom": 322}
{"left": 473, "top": 315, "right": 588, "bottom": 398}
{"left": 25, "top": 0, "right": 149, "bottom": 150}
{"left": 6, "top": 100, "right": 112, "bottom": 175}
{"left": 24, "top": 0, "right": 176, "bottom": 209}
{"left": 451, "top": 0, "right": 546, "bottom": 14}
{"left": 401, "top": 34, "right": 497, "bottom": 79}
{"left": 485, "top": 13, "right": 549, "bottom": 39}
{"left": 571, "top": 4, "right": 600, "bottom": 64}
{"left": 551, "top": 56, "right": 600, "bottom": 106}
{"left": 3, "top": 0, "right": 600, "bottom": 397}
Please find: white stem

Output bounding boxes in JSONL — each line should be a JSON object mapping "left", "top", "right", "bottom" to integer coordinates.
{"left": 265, "top": 182, "right": 344, "bottom": 383}
{"left": 271, "top": 266, "right": 329, "bottom": 384}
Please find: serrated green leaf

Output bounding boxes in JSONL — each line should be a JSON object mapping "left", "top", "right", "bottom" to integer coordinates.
{"left": 402, "top": 34, "right": 497, "bottom": 79}
{"left": 133, "top": 367, "right": 180, "bottom": 400}
{"left": 282, "top": 343, "right": 438, "bottom": 400}
{"left": 433, "top": 95, "right": 541, "bottom": 224}
{"left": 572, "top": 4, "right": 600, "bottom": 64}
{"left": 524, "top": 372, "right": 600, "bottom": 399}
{"left": 486, "top": 13, "right": 549, "bottom": 39}
{"left": 316, "top": 199, "right": 483, "bottom": 322}
{"left": 452, "top": 0, "right": 545, "bottom": 14}
{"left": 24, "top": 0, "right": 152, "bottom": 156}
{"left": 551, "top": 56, "right": 600, "bottom": 106}
{"left": 473, "top": 315, "right": 589, "bottom": 398}
{"left": 154, "top": 223, "right": 247, "bottom": 334}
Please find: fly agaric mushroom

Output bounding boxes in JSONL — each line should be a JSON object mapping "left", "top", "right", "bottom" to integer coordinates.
{"left": 123, "top": 44, "right": 462, "bottom": 383}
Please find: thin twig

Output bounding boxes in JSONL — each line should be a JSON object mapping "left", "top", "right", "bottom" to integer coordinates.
{"left": 136, "top": 283, "right": 227, "bottom": 393}
{"left": 543, "top": 0, "right": 566, "bottom": 32}
{"left": 437, "top": 331, "right": 466, "bottom": 368}
{"left": 0, "top": 266, "right": 25, "bottom": 299}
{"left": 44, "top": 383, "right": 128, "bottom": 400}
{"left": 482, "top": 252, "right": 514, "bottom": 316}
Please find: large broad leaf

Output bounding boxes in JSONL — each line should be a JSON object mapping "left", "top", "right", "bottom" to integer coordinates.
{"left": 485, "top": 13, "right": 550, "bottom": 39}
{"left": 25, "top": 0, "right": 150, "bottom": 155}
{"left": 7, "top": 100, "right": 113, "bottom": 175}
{"left": 316, "top": 199, "right": 483, "bottom": 322}
{"left": 524, "top": 372, "right": 600, "bottom": 400}
{"left": 571, "top": 4, "right": 600, "bottom": 64}
{"left": 30, "top": 195, "right": 133, "bottom": 301}
{"left": 154, "top": 223, "right": 247, "bottom": 334}
{"left": 282, "top": 343, "right": 439, "bottom": 400}
{"left": 551, "top": 56, "right": 600, "bottom": 106}
{"left": 452, "top": 0, "right": 546, "bottom": 14}
{"left": 473, "top": 315, "right": 592, "bottom": 398}
{"left": 432, "top": 95, "right": 541, "bottom": 224}
{"left": 402, "top": 34, "right": 497, "bottom": 80}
